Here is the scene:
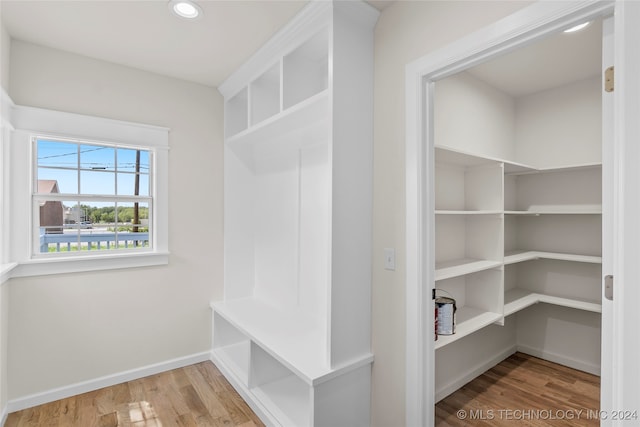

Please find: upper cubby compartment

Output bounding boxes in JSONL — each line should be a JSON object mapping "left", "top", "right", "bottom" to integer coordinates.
{"left": 223, "top": 27, "right": 330, "bottom": 142}
{"left": 283, "top": 30, "right": 329, "bottom": 109}
{"left": 250, "top": 63, "right": 281, "bottom": 126}
{"left": 225, "top": 87, "right": 249, "bottom": 138}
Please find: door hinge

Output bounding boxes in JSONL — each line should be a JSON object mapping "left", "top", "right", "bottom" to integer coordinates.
{"left": 432, "top": 288, "right": 436, "bottom": 300}
{"left": 605, "top": 66, "right": 614, "bottom": 92}
{"left": 604, "top": 275, "right": 613, "bottom": 300}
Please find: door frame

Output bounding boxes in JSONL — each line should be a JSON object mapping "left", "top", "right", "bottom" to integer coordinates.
{"left": 405, "top": 1, "right": 640, "bottom": 425}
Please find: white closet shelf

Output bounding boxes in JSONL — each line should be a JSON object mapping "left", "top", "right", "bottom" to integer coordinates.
{"left": 211, "top": 298, "right": 373, "bottom": 385}
{"left": 435, "top": 145, "right": 501, "bottom": 167}
{"left": 504, "top": 288, "right": 601, "bottom": 316}
{"left": 226, "top": 90, "right": 329, "bottom": 149}
{"left": 503, "top": 250, "right": 602, "bottom": 265}
{"left": 505, "top": 162, "right": 602, "bottom": 176}
{"left": 435, "top": 210, "right": 502, "bottom": 215}
{"left": 435, "top": 144, "right": 602, "bottom": 174}
{"left": 504, "top": 209, "right": 602, "bottom": 215}
{"left": 434, "top": 307, "right": 503, "bottom": 349}
{"left": 435, "top": 259, "right": 502, "bottom": 281}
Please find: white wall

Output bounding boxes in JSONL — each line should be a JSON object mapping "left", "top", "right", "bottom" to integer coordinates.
{"left": 7, "top": 40, "right": 223, "bottom": 400}
{"left": 0, "top": 19, "right": 9, "bottom": 91}
{"left": 515, "top": 76, "right": 601, "bottom": 167}
{"left": 371, "top": 2, "right": 531, "bottom": 426}
{"left": 435, "top": 72, "right": 516, "bottom": 160}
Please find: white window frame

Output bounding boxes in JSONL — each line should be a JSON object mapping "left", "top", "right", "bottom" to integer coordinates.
{"left": 0, "top": 90, "right": 16, "bottom": 284}
{"left": 32, "top": 135, "right": 154, "bottom": 258}
{"left": 9, "top": 104, "right": 169, "bottom": 277}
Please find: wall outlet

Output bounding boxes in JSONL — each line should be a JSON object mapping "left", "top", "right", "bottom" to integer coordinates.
{"left": 384, "top": 247, "right": 396, "bottom": 271}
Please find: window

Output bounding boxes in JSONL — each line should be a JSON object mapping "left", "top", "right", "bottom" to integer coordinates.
{"left": 34, "top": 138, "right": 152, "bottom": 256}
{"left": 8, "top": 104, "right": 169, "bottom": 277}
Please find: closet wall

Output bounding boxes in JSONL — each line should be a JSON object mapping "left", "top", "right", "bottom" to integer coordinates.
{"left": 433, "top": 69, "right": 602, "bottom": 399}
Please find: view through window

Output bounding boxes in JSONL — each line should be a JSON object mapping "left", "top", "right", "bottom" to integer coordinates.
{"left": 34, "top": 137, "right": 152, "bottom": 254}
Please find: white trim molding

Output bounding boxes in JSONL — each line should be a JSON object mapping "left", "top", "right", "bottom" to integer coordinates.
{"left": 6, "top": 351, "right": 211, "bottom": 414}
{"left": 405, "top": 2, "right": 616, "bottom": 426}
{"left": 1, "top": 405, "right": 7, "bottom": 427}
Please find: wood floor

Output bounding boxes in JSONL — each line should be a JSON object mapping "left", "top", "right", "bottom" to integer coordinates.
{"left": 6, "top": 352, "right": 600, "bottom": 427}
{"left": 5, "top": 361, "right": 264, "bottom": 427}
{"left": 436, "top": 352, "right": 600, "bottom": 427}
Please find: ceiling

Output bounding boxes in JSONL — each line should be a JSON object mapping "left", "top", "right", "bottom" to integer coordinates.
{"left": 466, "top": 18, "right": 602, "bottom": 97}
{"left": 1, "top": 1, "right": 599, "bottom": 93}
{"left": 0, "top": 0, "right": 392, "bottom": 89}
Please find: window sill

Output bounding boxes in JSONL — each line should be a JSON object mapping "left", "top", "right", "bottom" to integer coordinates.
{"left": 1, "top": 263, "right": 18, "bottom": 285}
{"left": 10, "top": 252, "right": 169, "bottom": 278}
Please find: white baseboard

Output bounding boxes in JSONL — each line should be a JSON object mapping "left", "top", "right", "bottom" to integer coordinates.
{"left": 435, "top": 345, "right": 517, "bottom": 402}
{"left": 517, "top": 344, "right": 601, "bottom": 376}
{"left": 6, "top": 351, "right": 211, "bottom": 414}
{"left": 1, "top": 404, "right": 8, "bottom": 427}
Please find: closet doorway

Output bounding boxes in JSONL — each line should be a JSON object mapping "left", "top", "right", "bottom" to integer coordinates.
{"left": 405, "top": 2, "right": 640, "bottom": 426}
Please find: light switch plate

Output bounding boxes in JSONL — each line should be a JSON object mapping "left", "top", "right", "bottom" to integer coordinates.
{"left": 384, "top": 248, "right": 396, "bottom": 271}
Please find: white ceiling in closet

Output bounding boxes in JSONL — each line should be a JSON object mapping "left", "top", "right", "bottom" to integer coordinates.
{"left": 467, "top": 18, "right": 603, "bottom": 97}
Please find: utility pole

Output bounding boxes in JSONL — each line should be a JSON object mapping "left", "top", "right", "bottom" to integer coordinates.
{"left": 133, "top": 150, "right": 140, "bottom": 233}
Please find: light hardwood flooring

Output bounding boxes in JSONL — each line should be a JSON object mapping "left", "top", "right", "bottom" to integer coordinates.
{"left": 6, "top": 352, "right": 600, "bottom": 426}
{"left": 5, "top": 361, "right": 264, "bottom": 427}
{"left": 435, "top": 352, "right": 600, "bottom": 427}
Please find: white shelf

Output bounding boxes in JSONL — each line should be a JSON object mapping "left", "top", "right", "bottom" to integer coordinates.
{"left": 506, "top": 162, "right": 602, "bottom": 176}
{"left": 435, "top": 144, "right": 602, "bottom": 175}
{"left": 212, "top": 298, "right": 327, "bottom": 384}
{"left": 212, "top": 298, "right": 373, "bottom": 385}
{"left": 503, "top": 250, "right": 602, "bottom": 265}
{"left": 505, "top": 209, "right": 602, "bottom": 215}
{"left": 435, "top": 210, "right": 502, "bottom": 215}
{"left": 504, "top": 288, "right": 601, "bottom": 316}
{"left": 434, "top": 307, "right": 503, "bottom": 349}
{"left": 435, "top": 259, "right": 502, "bottom": 281}
{"left": 435, "top": 145, "right": 501, "bottom": 167}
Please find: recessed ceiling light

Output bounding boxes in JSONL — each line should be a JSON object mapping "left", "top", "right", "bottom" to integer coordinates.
{"left": 564, "top": 21, "right": 590, "bottom": 33}
{"left": 168, "top": 0, "right": 202, "bottom": 20}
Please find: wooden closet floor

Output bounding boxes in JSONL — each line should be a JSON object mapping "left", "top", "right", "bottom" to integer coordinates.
{"left": 5, "top": 361, "right": 264, "bottom": 427}
{"left": 435, "top": 352, "right": 600, "bottom": 426}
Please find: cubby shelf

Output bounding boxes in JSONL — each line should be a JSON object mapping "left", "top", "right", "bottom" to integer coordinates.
{"left": 504, "top": 288, "right": 601, "bottom": 316}
{"left": 434, "top": 308, "right": 503, "bottom": 350}
{"left": 212, "top": 340, "right": 251, "bottom": 384}
{"left": 226, "top": 90, "right": 329, "bottom": 150}
{"left": 212, "top": 298, "right": 327, "bottom": 384}
{"left": 212, "top": 298, "right": 374, "bottom": 385}
{"left": 251, "top": 376, "right": 311, "bottom": 427}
